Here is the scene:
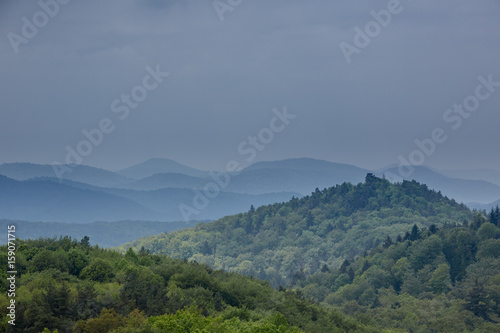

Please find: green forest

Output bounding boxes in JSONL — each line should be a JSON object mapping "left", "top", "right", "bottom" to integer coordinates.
{"left": 3, "top": 175, "right": 500, "bottom": 332}
{"left": 119, "top": 176, "right": 500, "bottom": 332}
{"left": 0, "top": 236, "right": 379, "bottom": 333}
{"left": 293, "top": 216, "right": 500, "bottom": 331}
{"left": 122, "top": 176, "right": 473, "bottom": 287}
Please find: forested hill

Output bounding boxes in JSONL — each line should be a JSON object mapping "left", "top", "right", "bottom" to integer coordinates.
{"left": 0, "top": 237, "right": 380, "bottom": 333}
{"left": 294, "top": 209, "right": 500, "bottom": 332}
{"left": 122, "top": 175, "right": 473, "bottom": 287}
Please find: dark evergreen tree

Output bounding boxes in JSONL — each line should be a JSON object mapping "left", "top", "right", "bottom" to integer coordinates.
{"left": 490, "top": 205, "right": 500, "bottom": 226}
{"left": 347, "top": 267, "right": 355, "bottom": 282}
{"left": 305, "top": 211, "right": 314, "bottom": 228}
{"left": 409, "top": 224, "right": 420, "bottom": 241}
{"left": 361, "top": 261, "right": 371, "bottom": 274}
{"left": 371, "top": 296, "right": 382, "bottom": 309}
{"left": 75, "top": 282, "right": 99, "bottom": 320}
{"left": 464, "top": 280, "right": 493, "bottom": 321}
{"left": 383, "top": 235, "right": 393, "bottom": 249}
{"left": 339, "top": 259, "right": 350, "bottom": 274}
{"left": 200, "top": 240, "right": 213, "bottom": 255}
{"left": 80, "top": 236, "right": 90, "bottom": 248}
{"left": 472, "top": 212, "right": 487, "bottom": 230}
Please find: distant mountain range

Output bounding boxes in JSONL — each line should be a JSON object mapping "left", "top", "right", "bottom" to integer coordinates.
{"left": 467, "top": 198, "right": 500, "bottom": 211}
{"left": 121, "top": 173, "right": 208, "bottom": 191}
{"left": 225, "top": 158, "right": 369, "bottom": 195}
{"left": 0, "top": 162, "right": 132, "bottom": 187}
{"left": 0, "top": 174, "right": 298, "bottom": 223}
{"left": 0, "top": 175, "right": 158, "bottom": 223}
{"left": 441, "top": 168, "right": 500, "bottom": 186}
{"left": 377, "top": 166, "right": 500, "bottom": 205}
{"left": 114, "top": 158, "right": 370, "bottom": 195}
{"left": 0, "top": 158, "right": 499, "bottom": 224}
{"left": 117, "top": 158, "right": 208, "bottom": 179}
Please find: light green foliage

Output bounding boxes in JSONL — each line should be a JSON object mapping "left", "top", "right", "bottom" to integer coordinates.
{"left": 116, "top": 177, "right": 500, "bottom": 332}
{"left": 408, "top": 235, "right": 442, "bottom": 271}
{"left": 145, "top": 307, "right": 303, "bottom": 333}
{"left": 297, "top": 222, "right": 500, "bottom": 331}
{"left": 81, "top": 258, "right": 115, "bottom": 282}
{"left": 477, "top": 239, "right": 500, "bottom": 259}
{"left": 477, "top": 222, "right": 500, "bottom": 240}
{"left": 121, "top": 178, "right": 471, "bottom": 288}
{"left": 74, "top": 308, "right": 122, "bottom": 333}
{"left": 0, "top": 237, "right": 373, "bottom": 333}
{"left": 427, "top": 263, "right": 452, "bottom": 294}
{"left": 3, "top": 177, "right": 498, "bottom": 332}
{"left": 68, "top": 248, "right": 89, "bottom": 276}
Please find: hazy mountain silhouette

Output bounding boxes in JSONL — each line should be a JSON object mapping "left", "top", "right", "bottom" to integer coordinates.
{"left": 117, "top": 158, "right": 208, "bottom": 179}
{"left": 0, "top": 174, "right": 299, "bottom": 223}
{"left": 378, "top": 166, "right": 500, "bottom": 204}
{"left": 0, "top": 175, "right": 159, "bottom": 223}
{"left": 100, "top": 187, "right": 300, "bottom": 221}
{"left": 226, "top": 158, "right": 369, "bottom": 195}
{"left": 0, "top": 162, "right": 132, "bottom": 187}
{"left": 123, "top": 172, "right": 207, "bottom": 191}
{"left": 441, "top": 168, "right": 500, "bottom": 186}
{"left": 467, "top": 198, "right": 500, "bottom": 211}
{"left": 2, "top": 158, "right": 500, "bottom": 224}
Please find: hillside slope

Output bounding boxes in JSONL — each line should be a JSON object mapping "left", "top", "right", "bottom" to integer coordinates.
{"left": 0, "top": 237, "right": 380, "bottom": 333}
{"left": 122, "top": 175, "right": 472, "bottom": 287}
{"left": 294, "top": 210, "right": 500, "bottom": 332}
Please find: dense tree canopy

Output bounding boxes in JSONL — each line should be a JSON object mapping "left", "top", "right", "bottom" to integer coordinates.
{"left": 119, "top": 177, "right": 500, "bottom": 331}
{"left": 3, "top": 177, "right": 498, "bottom": 332}
{"left": 122, "top": 177, "right": 472, "bottom": 287}
{"left": 294, "top": 219, "right": 500, "bottom": 332}
{"left": 0, "top": 237, "right": 378, "bottom": 333}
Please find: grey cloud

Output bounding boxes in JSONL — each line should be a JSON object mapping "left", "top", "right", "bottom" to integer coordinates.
{"left": 0, "top": 0, "right": 499, "bottom": 172}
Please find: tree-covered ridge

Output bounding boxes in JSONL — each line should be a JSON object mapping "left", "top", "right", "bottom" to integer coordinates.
{"left": 0, "top": 237, "right": 380, "bottom": 333}
{"left": 294, "top": 210, "right": 500, "bottom": 332}
{"left": 122, "top": 176, "right": 472, "bottom": 287}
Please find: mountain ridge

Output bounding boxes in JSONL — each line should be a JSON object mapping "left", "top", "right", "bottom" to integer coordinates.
{"left": 117, "top": 158, "right": 208, "bottom": 179}
{"left": 378, "top": 165, "right": 500, "bottom": 204}
{"left": 0, "top": 162, "right": 133, "bottom": 187}
{"left": 0, "top": 175, "right": 300, "bottom": 223}
{"left": 121, "top": 175, "right": 472, "bottom": 286}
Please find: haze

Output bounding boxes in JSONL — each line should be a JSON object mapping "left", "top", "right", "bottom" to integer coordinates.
{"left": 1, "top": 0, "right": 499, "bottom": 172}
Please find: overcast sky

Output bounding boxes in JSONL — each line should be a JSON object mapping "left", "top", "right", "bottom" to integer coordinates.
{"left": 1, "top": 0, "right": 499, "bottom": 172}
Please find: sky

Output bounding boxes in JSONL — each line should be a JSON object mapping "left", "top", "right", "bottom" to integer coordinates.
{"left": 0, "top": 0, "right": 499, "bottom": 172}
